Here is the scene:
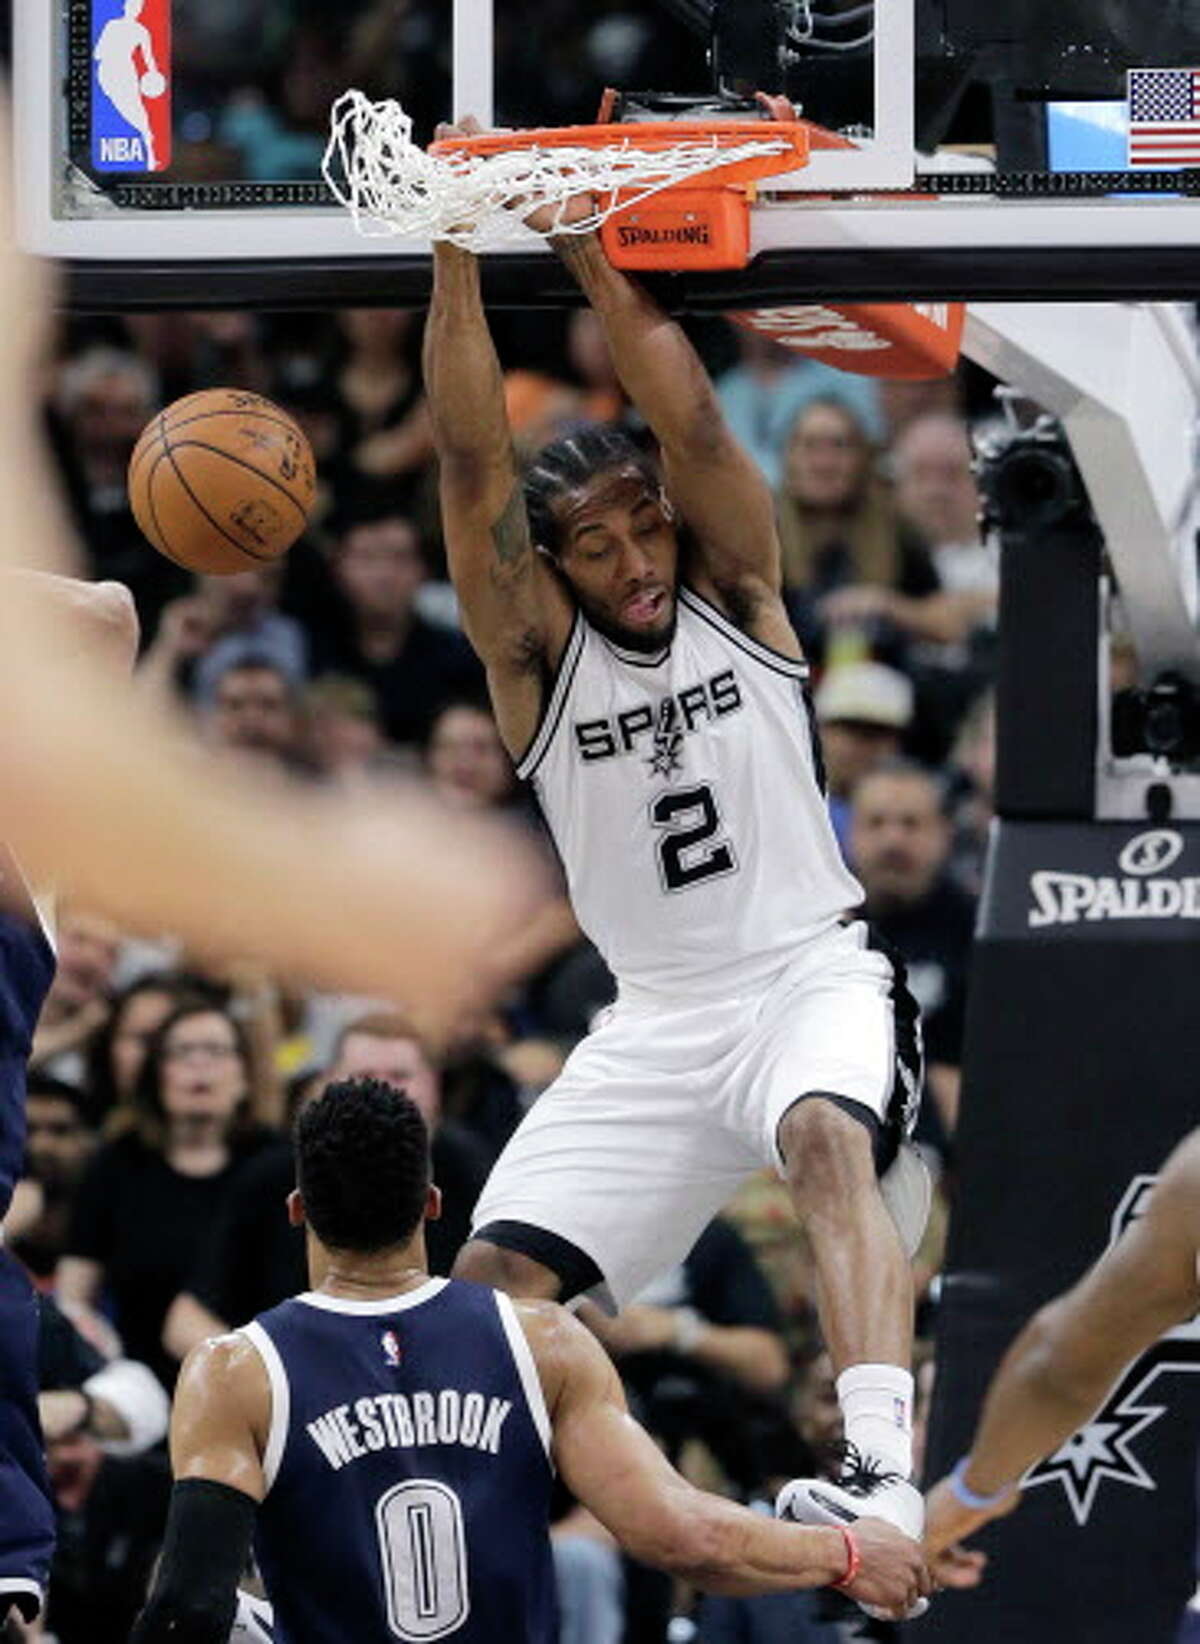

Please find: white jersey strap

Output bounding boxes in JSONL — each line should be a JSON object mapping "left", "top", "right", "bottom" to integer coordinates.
{"left": 679, "top": 586, "right": 809, "bottom": 681}
{"left": 239, "top": 1322, "right": 290, "bottom": 1494}
{"left": 516, "top": 613, "right": 586, "bottom": 782}
{"left": 493, "top": 1292, "right": 553, "bottom": 1461}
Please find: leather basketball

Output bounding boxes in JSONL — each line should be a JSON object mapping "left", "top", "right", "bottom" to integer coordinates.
{"left": 128, "top": 389, "right": 316, "bottom": 575}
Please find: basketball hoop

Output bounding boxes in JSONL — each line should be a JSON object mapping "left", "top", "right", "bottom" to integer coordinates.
{"left": 323, "top": 91, "right": 809, "bottom": 266}
{"left": 322, "top": 92, "right": 965, "bottom": 370}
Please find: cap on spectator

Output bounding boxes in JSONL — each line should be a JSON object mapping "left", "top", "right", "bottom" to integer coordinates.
{"left": 814, "top": 662, "right": 914, "bottom": 729}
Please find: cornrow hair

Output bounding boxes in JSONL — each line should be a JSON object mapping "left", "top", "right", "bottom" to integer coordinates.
{"left": 523, "top": 428, "right": 660, "bottom": 556}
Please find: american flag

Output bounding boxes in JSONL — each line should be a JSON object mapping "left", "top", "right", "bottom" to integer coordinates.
{"left": 1127, "top": 68, "right": 1200, "bottom": 167}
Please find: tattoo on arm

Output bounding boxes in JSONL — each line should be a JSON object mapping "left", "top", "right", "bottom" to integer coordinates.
{"left": 491, "top": 481, "right": 532, "bottom": 570}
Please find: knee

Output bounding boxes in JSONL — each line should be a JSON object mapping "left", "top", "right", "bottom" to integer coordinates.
{"left": 451, "top": 1238, "right": 562, "bottom": 1300}
{"left": 779, "top": 1097, "right": 876, "bottom": 1204}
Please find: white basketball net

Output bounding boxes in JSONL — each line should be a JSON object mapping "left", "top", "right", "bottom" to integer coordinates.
{"left": 323, "top": 91, "right": 794, "bottom": 251}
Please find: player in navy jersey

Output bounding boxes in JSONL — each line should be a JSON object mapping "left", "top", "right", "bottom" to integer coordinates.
{"left": 0, "top": 845, "right": 58, "bottom": 1629}
{"left": 131, "top": 1079, "right": 930, "bottom": 1643}
{"left": 426, "top": 119, "right": 930, "bottom": 1589}
{"left": 924, "top": 1124, "right": 1200, "bottom": 1630}
{"left": 0, "top": 573, "right": 137, "bottom": 1630}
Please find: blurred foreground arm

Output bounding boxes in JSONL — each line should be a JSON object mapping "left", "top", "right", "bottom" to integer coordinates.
{"left": 5, "top": 572, "right": 139, "bottom": 672}
{"left": 0, "top": 159, "right": 544, "bottom": 1035}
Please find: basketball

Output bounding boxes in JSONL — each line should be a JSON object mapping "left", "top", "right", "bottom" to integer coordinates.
{"left": 140, "top": 70, "right": 166, "bottom": 98}
{"left": 128, "top": 389, "right": 317, "bottom": 575}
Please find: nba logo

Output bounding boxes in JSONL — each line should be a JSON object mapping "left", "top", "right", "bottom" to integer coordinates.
{"left": 91, "top": 0, "right": 172, "bottom": 174}
{"left": 381, "top": 1330, "right": 402, "bottom": 1368}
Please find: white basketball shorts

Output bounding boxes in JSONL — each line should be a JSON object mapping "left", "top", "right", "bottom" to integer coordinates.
{"left": 470, "top": 919, "right": 928, "bottom": 1309}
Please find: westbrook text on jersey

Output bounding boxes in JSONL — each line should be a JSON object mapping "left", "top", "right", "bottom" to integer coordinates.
{"left": 307, "top": 1389, "right": 511, "bottom": 1470}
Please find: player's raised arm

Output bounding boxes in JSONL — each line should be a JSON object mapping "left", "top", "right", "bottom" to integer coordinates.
{"left": 129, "top": 1334, "right": 266, "bottom": 1642}
{"left": 424, "top": 220, "right": 573, "bottom": 758}
{"left": 553, "top": 233, "right": 781, "bottom": 601}
{"left": 525, "top": 1302, "right": 929, "bottom": 1617}
{"left": 925, "top": 1129, "right": 1200, "bottom": 1568}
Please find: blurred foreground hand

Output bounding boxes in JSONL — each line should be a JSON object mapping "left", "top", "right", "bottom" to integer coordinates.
{"left": 0, "top": 115, "right": 548, "bottom": 1037}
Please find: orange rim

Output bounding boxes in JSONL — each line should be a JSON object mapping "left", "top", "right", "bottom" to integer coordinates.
{"left": 430, "top": 121, "right": 810, "bottom": 187}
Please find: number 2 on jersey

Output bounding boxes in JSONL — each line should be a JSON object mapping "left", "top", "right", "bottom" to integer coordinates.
{"left": 376, "top": 1479, "right": 470, "bottom": 1640}
{"left": 651, "top": 782, "right": 737, "bottom": 892}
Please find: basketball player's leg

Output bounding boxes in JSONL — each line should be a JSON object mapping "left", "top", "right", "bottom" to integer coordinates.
{"left": 460, "top": 1006, "right": 753, "bottom": 1309}
{"left": 735, "top": 924, "right": 927, "bottom": 1556}
{"left": 777, "top": 1095, "right": 912, "bottom": 1371}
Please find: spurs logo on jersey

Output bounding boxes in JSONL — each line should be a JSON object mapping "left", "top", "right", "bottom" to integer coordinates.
{"left": 648, "top": 697, "right": 685, "bottom": 778}
{"left": 573, "top": 668, "right": 743, "bottom": 774}
{"left": 518, "top": 587, "right": 863, "bottom": 996}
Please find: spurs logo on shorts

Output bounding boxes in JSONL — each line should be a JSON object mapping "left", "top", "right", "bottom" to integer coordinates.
{"left": 895, "top": 1051, "right": 922, "bottom": 1136}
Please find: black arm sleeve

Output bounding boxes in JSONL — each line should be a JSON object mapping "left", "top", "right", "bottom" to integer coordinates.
{"left": 128, "top": 1478, "right": 256, "bottom": 1644}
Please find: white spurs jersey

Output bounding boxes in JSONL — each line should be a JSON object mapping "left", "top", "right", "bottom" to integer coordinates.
{"left": 517, "top": 586, "right": 863, "bottom": 997}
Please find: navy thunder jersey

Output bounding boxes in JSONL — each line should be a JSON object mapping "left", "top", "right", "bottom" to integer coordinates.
{"left": 243, "top": 1278, "right": 556, "bottom": 1643}
{"left": 0, "top": 845, "right": 57, "bottom": 1620}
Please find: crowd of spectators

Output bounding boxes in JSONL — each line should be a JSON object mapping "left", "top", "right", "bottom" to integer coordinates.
{"left": 16, "top": 288, "right": 1006, "bottom": 1641}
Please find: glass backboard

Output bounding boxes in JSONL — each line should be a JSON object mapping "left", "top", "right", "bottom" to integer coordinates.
{"left": 12, "top": 0, "right": 1200, "bottom": 308}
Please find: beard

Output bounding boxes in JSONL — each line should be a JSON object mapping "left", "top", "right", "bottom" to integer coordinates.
{"left": 573, "top": 587, "right": 678, "bottom": 654}
{"left": 863, "top": 860, "right": 931, "bottom": 913}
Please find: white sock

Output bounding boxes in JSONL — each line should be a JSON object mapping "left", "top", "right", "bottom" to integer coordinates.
{"left": 837, "top": 1362, "right": 914, "bottom": 1479}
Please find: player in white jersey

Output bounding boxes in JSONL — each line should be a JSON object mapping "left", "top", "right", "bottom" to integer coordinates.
{"left": 425, "top": 127, "right": 930, "bottom": 1570}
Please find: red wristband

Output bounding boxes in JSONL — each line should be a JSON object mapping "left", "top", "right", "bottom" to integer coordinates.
{"left": 831, "top": 1526, "right": 860, "bottom": 1591}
